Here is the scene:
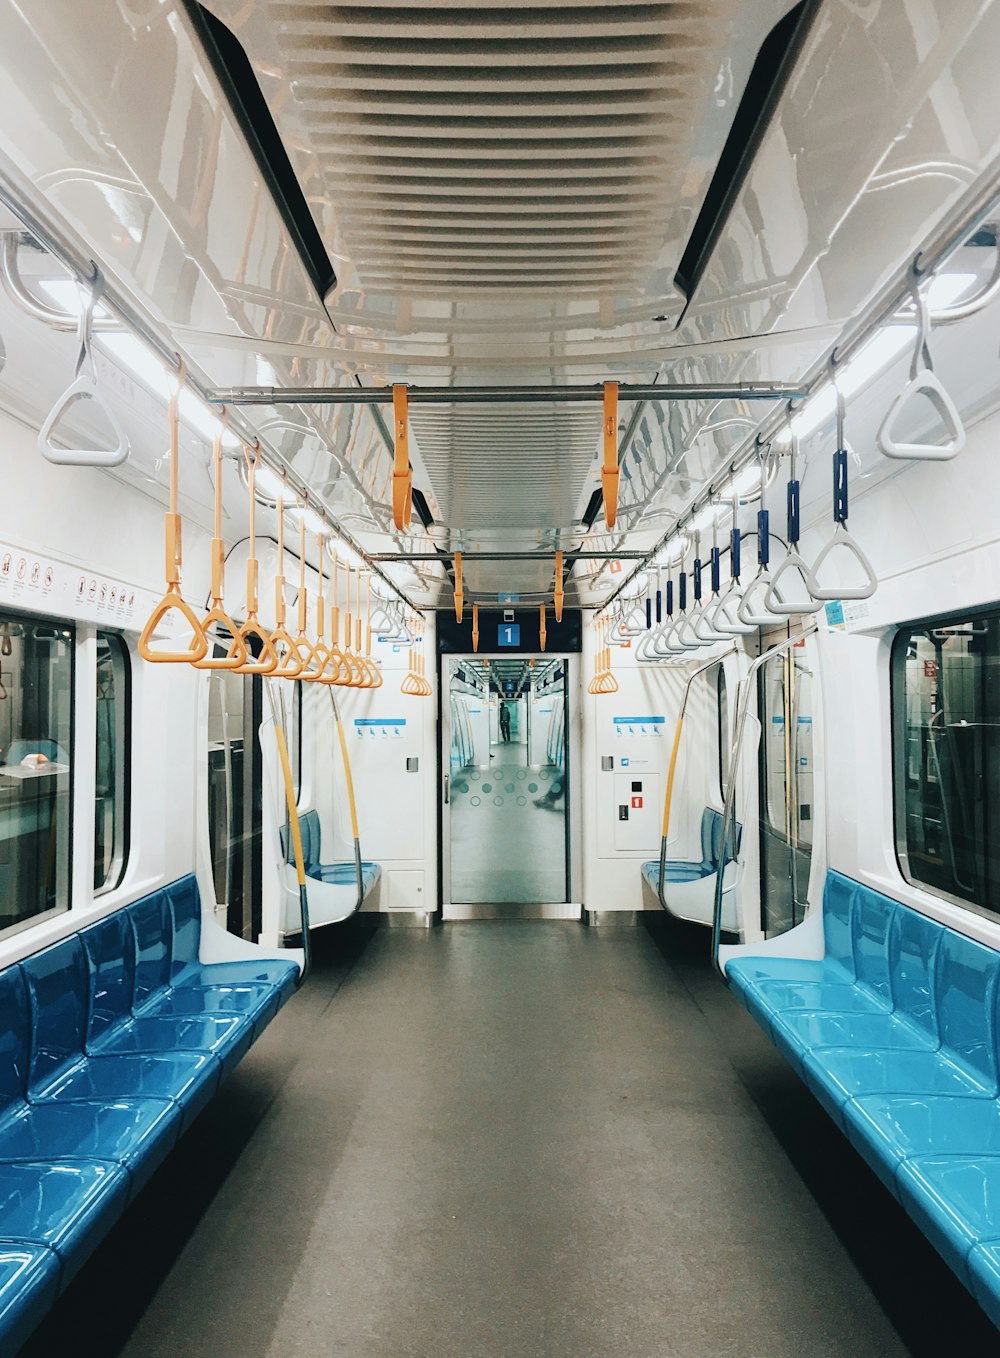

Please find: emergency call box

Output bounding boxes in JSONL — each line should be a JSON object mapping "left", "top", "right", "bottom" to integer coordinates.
{"left": 613, "top": 772, "right": 660, "bottom": 852}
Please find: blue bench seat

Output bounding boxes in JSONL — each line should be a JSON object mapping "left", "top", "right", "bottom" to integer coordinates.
{"left": 282, "top": 810, "right": 381, "bottom": 931}
{"left": 0, "top": 873, "right": 299, "bottom": 1351}
{"left": 0, "top": 1246, "right": 61, "bottom": 1356}
{"left": 726, "top": 871, "right": 1000, "bottom": 1329}
{"left": 641, "top": 807, "right": 742, "bottom": 892}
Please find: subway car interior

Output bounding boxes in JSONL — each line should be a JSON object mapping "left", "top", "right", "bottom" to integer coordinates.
{"left": 3, "top": 1, "right": 1000, "bottom": 1354}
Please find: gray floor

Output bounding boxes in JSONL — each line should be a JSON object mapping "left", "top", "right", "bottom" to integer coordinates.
{"left": 22, "top": 917, "right": 999, "bottom": 1357}
{"left": 450, "top": 743, "right": 566, "bottom": 903}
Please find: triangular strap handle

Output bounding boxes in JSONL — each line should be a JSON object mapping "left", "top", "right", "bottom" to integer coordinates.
{"left": 38, "top": 375, "right": 130, "bottom": 467}
{"left": 138, "top": 589, "right": 208, "bottom": 663}
{"left": 693, "top": 601, "right": 729, "bottom": 642}
{"left": 877, "top": 369, "right": 965, "bottom": 461}
{"left": 238, "top": 617, "right": 279, "bottom": 675}
{"left": 736, "top": 568, "right": 778, "bottom": 627}
{"left": 764, "top": 551, "right": 824, "bottom": 617}
{"left": 806, "top": 525, "right": 878, "bottom": 600}
{"left": 299, "top": 640, "right": 330, "bottom": 683}
{"left": 271, "top": 625, "right": 305, "bottom": 679}
{"left": 193, "top": 605, "right": 250, "bottom": 670}
{"left": 401, "top": 671, "right": 424, "bottom": 695}
{"left": 710, "top": 586, "right": 757, "bottom": 636}
{"left": 675, "top": 614, "right": 707, "bottom": 650}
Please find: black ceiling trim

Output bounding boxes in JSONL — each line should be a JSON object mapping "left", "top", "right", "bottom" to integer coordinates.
{"left": 182, "top": 3, "right": 337, "bottom": 301}
{"left": 674, "top": 0, "right": 820, "bottom": 301}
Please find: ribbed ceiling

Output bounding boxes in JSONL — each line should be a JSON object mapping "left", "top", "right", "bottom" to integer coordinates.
{"left": 411, "top": 403, "right": 599, "bottom": 534}
{"left": 267, "top": 0, "right": 740, "bottom": 296}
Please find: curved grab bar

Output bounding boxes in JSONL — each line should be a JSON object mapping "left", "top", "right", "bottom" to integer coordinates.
{"left": 654, "top": 648, "right": 737, "bottom": 911}
{"left": 928, "top": 234, "right": 1000, "bottom": 323}
{"left": 0, "top": 232, "right": 118, "bottom": 333}
{"left": 711, "top": 626, "right": 818, "bottom": 972}
{"left": 329, "top": 687, "right": 367, "bottom": 917}
{"left": 264, "top": 681, "right": 311, "bottom": 983}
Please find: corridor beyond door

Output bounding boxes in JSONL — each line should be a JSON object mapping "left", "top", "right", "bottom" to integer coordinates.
{"left": 444, "top": 657, "right": 569, "bottom": 909}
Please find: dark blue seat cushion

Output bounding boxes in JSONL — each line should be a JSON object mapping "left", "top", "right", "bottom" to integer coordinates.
{"left": 0, "top": 1161, "right": 128, "bottom": 1284}
{"left": 0, "top": 1245, "right": 60, "bottom": 1355}
{"left": 0, "top": 1100, "right": 180, "bottom": 1199}
{"left": 641, "top": 808, "right": 743, "bottom": 894}
{"left": 310, "top": 861, "right": 381, "bottom": 891}
{"left": 164, "top": 875, "right": 298, "bottom": 1012}
{"left": 282, "top": 812, "right": 380, "bottom": 898}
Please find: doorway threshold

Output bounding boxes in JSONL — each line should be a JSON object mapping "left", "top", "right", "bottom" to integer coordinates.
{"left": 442, "top": 903, "right": 581, "bottom": 921}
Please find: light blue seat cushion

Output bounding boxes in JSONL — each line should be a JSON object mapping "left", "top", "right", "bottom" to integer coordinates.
{"left": 0, "top": 1245, "right": 61, "bottom": 1354}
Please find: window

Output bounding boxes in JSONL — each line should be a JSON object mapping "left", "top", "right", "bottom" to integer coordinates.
{"left": 0, "top": 613, "right": 73, "bottom": 935}
{"left": 95, "top": 632, "right": 129, "bottom": 892}
{"left": 893, "top": 613, "right": 1000, "bottom": 916}
{"left": 716, "top": 664, "right": 729, "bottom": 797}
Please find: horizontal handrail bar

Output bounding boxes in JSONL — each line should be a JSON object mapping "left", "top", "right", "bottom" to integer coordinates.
{"left": 208, "top": 382, "right": 808, "bottom": 407}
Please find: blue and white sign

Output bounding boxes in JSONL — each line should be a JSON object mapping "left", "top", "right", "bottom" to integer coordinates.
{"left": 354, "top": 718, "right": 407, "bottom": 738}
{"left": 613, "top": 716, "right": 665, "bottom": 737}
{"left": 498, "top": 592, "right": 520, "bottom": 604}
{"left": 498, "top": 623, "right": 520, "bottom": 647}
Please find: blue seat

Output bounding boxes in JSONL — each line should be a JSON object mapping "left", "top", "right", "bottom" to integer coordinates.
{"left": 0, "top": 874, "right": 299, "bottom": 1349}
{"left": 81, "top": 910, "right": 253, "bottom": 1080}
{"left": 726, "top": 869, "right": 1000, "bottom": 1327}
{"left": 131, "top": 884, "right": 292, "bottom": 1038}
{"left": 641, "top": 807, "right": 742, "bottom": 891}
{"left": 284, "top": 811, "right": 381, "bottom": 901}
{"left": 166, "top": 878, "right": 299, "bottom": 1004}
{"left": 0, "top": 1161, "right": 127, "bottom": 1285}
{"left": 0, "top": 1246, "right": 60, "bottom": 1355}
{"left": 21, "top": 935, "right": 221, "bottom": 1132}
{"left": 0, "top": 966, "right": 180, "bottom": 1198}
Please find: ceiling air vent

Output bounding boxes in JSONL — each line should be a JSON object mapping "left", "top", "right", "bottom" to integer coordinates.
{"left": 182, "top": 2, "right": 337, "bottom": 300}
{"left": 674, "top": 0, "right": 819, "bottom": 300}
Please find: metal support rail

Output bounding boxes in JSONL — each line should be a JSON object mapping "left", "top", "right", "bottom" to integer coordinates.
{"left": 601, "top": 154, "right": 1000, "bottom": 617}
{"left": 711, "top": 625, "right": 818, "bottom": 974}
{"left": 655, "top": 649, "right": 737, "bottom": 913}
{"left": 369, "top": 550, "right": 647, "bottom": 563}
{"left": 208, "top": 382, "right": 807, "bottom": 407}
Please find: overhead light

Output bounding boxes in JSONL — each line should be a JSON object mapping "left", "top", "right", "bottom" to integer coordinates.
{"left": 38, "top": 280, "right": 239, "bottom": 447}
{"left": 329, "top": 537, "right": 364, "bottom": 572}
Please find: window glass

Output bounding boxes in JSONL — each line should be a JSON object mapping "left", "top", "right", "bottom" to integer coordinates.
{"left": 893, "top": 616, "right": 1000, "bottom": 914}
{"left": 0, "top": 614, "right": 73, "bottom": 934}
{"left": 95, "top": 632, "right": 129, "bottom": 892}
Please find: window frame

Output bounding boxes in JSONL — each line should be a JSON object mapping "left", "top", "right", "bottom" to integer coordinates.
{"left": 0, "top": 609, "right": 75, "bottom": 939}
{"left": 94, "top": 630, "right": 131, "bottom": 896}
{"left": 891, "top": 604, "right": 1000, "bottom": 922}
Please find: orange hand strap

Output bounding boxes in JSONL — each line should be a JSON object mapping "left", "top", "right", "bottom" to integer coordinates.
{"left": 392, "top": 384, "right": 413, "bottom": 532}
{"left": 602, "top": 381, "right": 619, "bottom": 531}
